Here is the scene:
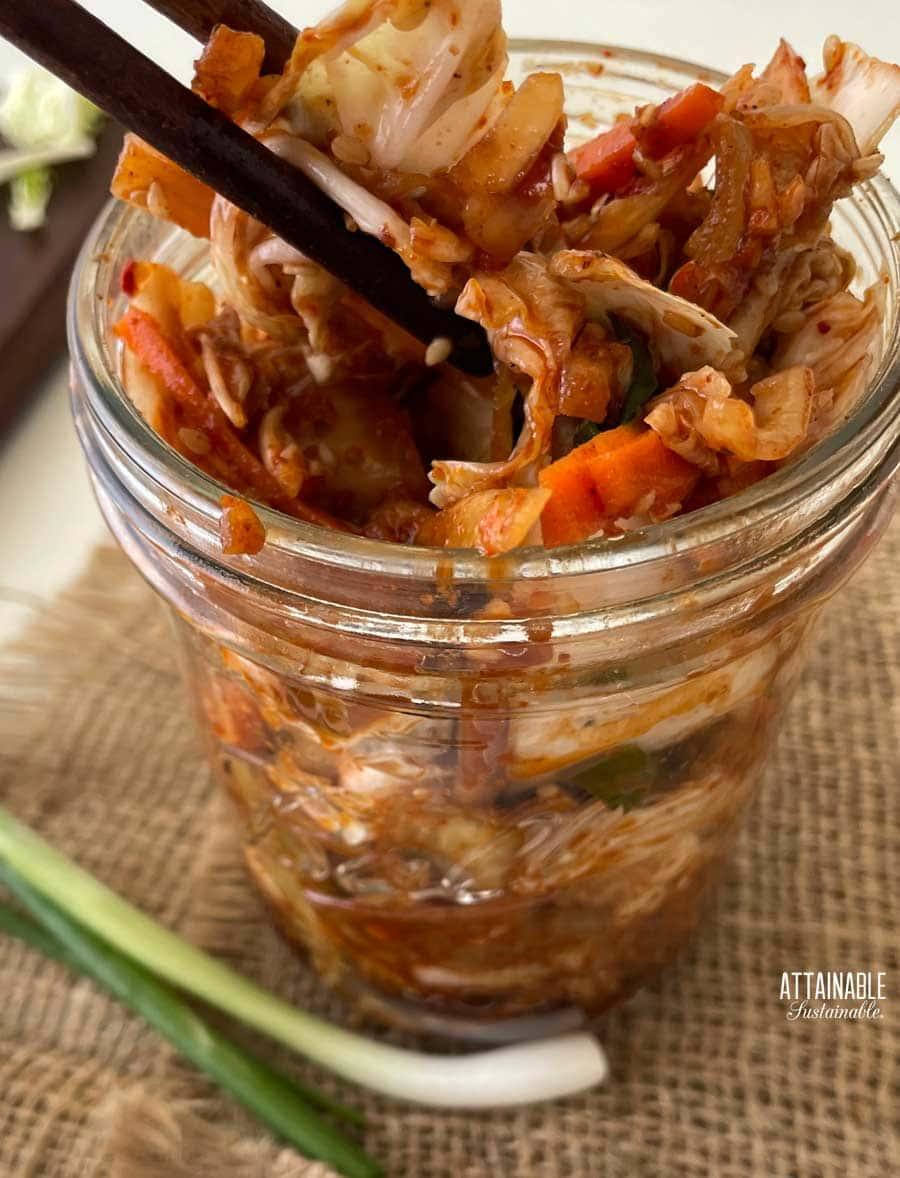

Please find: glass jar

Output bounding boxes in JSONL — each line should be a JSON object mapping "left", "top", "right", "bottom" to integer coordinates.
{"left": 68, "top": 43, "right": 900, "bottom": 1042}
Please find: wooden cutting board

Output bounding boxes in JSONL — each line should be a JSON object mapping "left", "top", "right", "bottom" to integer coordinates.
{"left": 0, "top": 122, "right": 124, "bottom": 441}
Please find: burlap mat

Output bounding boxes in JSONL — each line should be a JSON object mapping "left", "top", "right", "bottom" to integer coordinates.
{"left": 1, "top": 519, "right": 898, "bottom": 1178}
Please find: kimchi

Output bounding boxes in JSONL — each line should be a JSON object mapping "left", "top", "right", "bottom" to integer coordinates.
{"left": 111, "top": 5, "right": 899, "bottom": 560}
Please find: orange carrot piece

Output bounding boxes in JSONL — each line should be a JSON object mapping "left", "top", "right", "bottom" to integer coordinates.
{"left": 116, "top": 307, "right": 354, "bottom": 533}
{"left": 571, "top": 83, "right": 723, "bottom": 193}
{"left": 538, "top": 424, "right": 700, "bottom": 547}
{"left": 570, "top": 122, "right": 637, "bottom": 191}
{"left": 637, "top": 83, "right": 724, "bottom": 158}
{"left": 115, "top": 307, "right": 286, "bottom": 503}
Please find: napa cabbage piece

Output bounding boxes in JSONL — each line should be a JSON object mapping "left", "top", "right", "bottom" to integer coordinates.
{"left": 757, "top": 39, "right": 812, "bottom": 106}
{"left": 209, "top": 196, "right": 423, "bottom": 373}
{"left": 550, "top": 252, "right": 744, "bottom": 380}
{"left": 417, "top": 488, "right": 551, "bottom": 555}
{"left": 645, "top": 364, "right": 814, "bottom": 474}
{"left": 772, "top": 280, "right": 887, "bottom": 446}
{"left": 280, "top": 0, "right": 507, "bottom": 175}
{"left": 265, "top": 133, "right": 459, "bottom": 297}
{"left": 668, "top": 35, "right": 900, "bottom": 360}
{"left": 431, "top": 254, "right": 586, "bottom": 507}
{"left": 812, "top": 38, "right": 900, "bottom": 156}
{"left": 670, "top": 97, "right": 867, "bottom": 341}
{"left": 411, "top": 366, "right": 518, "bottom": 466}
{"left": 192, "top": 25, "right": 267, "bottom": 116}
{"left": 210, "top": 201, "right": 314, "bottom": 342}
{"left": 434, "top": 250, "right": 744, "bottom": 507}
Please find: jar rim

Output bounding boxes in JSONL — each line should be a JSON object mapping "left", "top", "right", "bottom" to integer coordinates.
{"left": 69, "top": 39, "right": 900, "bottom": 590}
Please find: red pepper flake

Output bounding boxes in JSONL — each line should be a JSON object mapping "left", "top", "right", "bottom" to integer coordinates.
{"left": 817, "top": 320, "right": 832, "bottom": 334}
{"left": 120, "top": 259, "right": 137, "bottom": 296}
{"left": 219, "top": 495, "right": 266, "bottom": 555}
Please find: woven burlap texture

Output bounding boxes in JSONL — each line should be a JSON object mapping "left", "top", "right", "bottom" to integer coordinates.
{"left": 0, "top": 520, "right": 897, "bottom": 1178}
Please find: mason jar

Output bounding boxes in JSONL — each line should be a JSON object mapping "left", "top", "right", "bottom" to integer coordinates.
{"left": 68, "top": 42, "right": 900, "bottom": 1042}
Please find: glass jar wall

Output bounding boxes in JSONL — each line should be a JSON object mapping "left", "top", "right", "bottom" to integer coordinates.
{"left": 68, "top": 44, "right": 900, "bottom": 1041}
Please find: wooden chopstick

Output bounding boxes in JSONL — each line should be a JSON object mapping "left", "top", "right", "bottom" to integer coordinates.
{"left": 143, "top": 0, "right": 296, "bottom": 73}
{"left": 0, "top": 0, "right": 494, "bottom": 376}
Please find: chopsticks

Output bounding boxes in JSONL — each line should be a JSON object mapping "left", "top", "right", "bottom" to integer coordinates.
{"left": 0, "top": 0, "right": 495, "bottom": 376}
{"left": 144, "top": 0, "right": 296, "bottom": 73}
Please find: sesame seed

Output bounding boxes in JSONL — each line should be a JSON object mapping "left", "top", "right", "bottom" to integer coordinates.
{"left": 425, "top": 336, "right": 453, "bottom": 367}
{"left": 331, "top": 134, "right": 370, "bottom": 166}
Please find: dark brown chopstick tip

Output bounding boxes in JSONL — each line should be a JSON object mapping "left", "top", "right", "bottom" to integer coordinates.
{"left": 0, "top": 0, "right": 495, "bottom": 377}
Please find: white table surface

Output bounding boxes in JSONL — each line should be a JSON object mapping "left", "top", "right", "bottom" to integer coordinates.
{"left": 1, "top": 0, "right": 898, "bottom": 641}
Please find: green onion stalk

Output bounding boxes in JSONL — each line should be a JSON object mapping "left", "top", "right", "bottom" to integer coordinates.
{"left": 0, "top": 805, "right": 607, "bottom": 1109}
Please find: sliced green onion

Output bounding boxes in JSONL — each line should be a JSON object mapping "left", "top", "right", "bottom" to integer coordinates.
{"left": 568, "top": 745, "right": 655, "bottom": 811}
{"left": 0, "top": 868, "right": 378, "bottom": 1178}
{"left": 0, "top": 893, "right": 361, "bottom": 1133}
{"left": 572, "top": 419, "right": 602, "bottom": 446}
{"left": 0, "top": 805, "right": 607, "bottom": 1108}
{"left": 612, "top": 317, "right": 659, "bottom": 424}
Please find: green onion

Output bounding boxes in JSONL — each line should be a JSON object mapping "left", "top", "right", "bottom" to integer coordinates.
{"left": 0, "top": 806, "right": 607, "bottom": 1108}
{"left": 572, "top": 419, "right": 602, "bottom": 446}
{"left": 0, "top": 865, "right": 379, "bottom": 1178}
{"left": 612, "top": 317, "right": 659, "bottom": 425}
{"left": 568, "top": 745, "right": 655, "bottom": 811}
{"left": 570, "top": 319, "right": 660, "bottom": 447}
{"left": 0, "top": 900, "right": 65, "bottom": 962}
{"left": 0, "top": 877, "right": 363, "bottom": 1123}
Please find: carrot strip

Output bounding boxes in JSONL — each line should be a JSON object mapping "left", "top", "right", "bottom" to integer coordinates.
{"left": 116, "top": 307, "right": 354, "bottom": 533}
{"left": 116, "top": 308, "right": 288, "bottom": 503}
{"left": 570, "top": 82, "right": 722, "bottom": 193}
{"left": 538, "top": 424, "right": 700, "bottom": 547}
{"left": 636, "top": 83, "right": 724, "bottom": 159}
{"left": 570, "top": 122, "right": 637, "bottom": 191}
